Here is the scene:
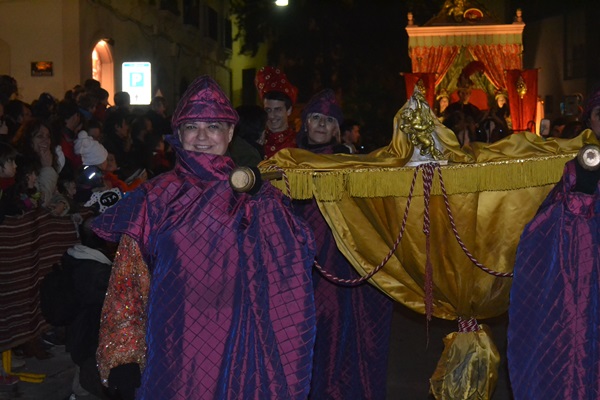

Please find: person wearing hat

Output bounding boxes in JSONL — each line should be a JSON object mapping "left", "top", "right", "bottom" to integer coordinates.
{"left": 91, "top": 76, "right": 317, "bottom": 400}
{"left": 74, "top": 131, "right": 108, "bottom": 168}
{"left": 255, "top": 66, "right": 299, "bottom": 158}
{"left": 582, "top": 86, "right": 600, "bottom": 139}
{"left": 295, "top": 89, "right": 394, "bottom": 399}
{"left": 296, "top": 88, "right": 344, "bottom": 152}
{"left": 73, "top": 130, "right": 140, "bottom": 195}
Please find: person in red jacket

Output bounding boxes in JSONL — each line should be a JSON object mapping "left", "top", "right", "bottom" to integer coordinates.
{"left": 255, "top": 66, "right": 299, "bottom": 159}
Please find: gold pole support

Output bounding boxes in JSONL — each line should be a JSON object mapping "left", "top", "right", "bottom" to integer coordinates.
{"left": 229, "top": 166, "right": 283, "bottom": 193}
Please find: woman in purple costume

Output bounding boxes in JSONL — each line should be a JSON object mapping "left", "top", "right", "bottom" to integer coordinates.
{"left": 92, "top": 76, "right": 317, "bottom": 400}
{"left": 508, "top": 158, "right": 600, "bottom": 399}
{"left": 295, "top": 89, "right": 394, "bottom": 400}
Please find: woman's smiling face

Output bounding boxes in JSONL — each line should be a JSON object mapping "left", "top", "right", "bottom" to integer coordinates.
{"left": 179, "top": 120, "right": 233, "bottom": 155}
{"left": 31, "top": 125, "right": 51, "bottom": 155}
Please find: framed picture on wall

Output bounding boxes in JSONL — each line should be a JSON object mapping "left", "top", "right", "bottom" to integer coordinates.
{"left": 31, "top": 61, "right": 53, "bottom": 77}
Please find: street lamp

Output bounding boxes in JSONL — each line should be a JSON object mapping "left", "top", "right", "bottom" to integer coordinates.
{"left": 275, "top": 0, "right": 288, "bottom": 6}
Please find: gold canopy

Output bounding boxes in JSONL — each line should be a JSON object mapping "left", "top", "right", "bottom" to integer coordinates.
{"left": 261, "top": 99, "right": 598, "bottom": 399}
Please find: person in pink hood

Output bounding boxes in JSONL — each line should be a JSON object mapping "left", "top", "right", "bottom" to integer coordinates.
{"left": 92, "top": 76, "right": 316, "bottom": 400}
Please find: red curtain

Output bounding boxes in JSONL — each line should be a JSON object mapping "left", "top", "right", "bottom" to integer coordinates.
{"left": 505, "top": 69, "right": 539, "bottom": 132}
{"left": 402, "top": 72, "right": 436, "bottom": 107}
{"left": 410, "top": 46, "right": 460, "bottom": 86}
{"left": 468, "top": 44, "right": 522, "bottom": 90}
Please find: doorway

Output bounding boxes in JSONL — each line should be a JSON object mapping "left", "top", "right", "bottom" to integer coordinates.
{"left": 92, "top": 40, "right": 114, "bottom": 105}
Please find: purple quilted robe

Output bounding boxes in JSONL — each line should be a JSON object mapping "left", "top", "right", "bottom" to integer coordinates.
{"left": 295, "top": 198, "right": 393, "bottom": 400}
{"left": 93, "top": 135, "right": 316, "bottom": 399}
{"left": 508, "top": 160, "right": 600, "bottom": 400}
{"left": 292, "top": 141, "right": 393, "bottom": 400}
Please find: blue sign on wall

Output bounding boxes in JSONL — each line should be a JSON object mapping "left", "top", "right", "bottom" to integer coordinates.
{"left": 122, "top": 62, "right": 151, "bottom": 105}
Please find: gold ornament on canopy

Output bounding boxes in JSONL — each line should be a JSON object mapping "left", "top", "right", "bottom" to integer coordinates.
{"left": 399, "top": 87, "right": 445, "bottom": 162}
{"left": 516, "top": 75, "right": 527, "bottom": 99}
{"left": 442, "top": 0, "right": 466, "bottom": 22}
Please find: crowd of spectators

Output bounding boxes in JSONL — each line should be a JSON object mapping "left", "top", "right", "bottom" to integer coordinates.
{"left": 0, "top": 75, "right": 175, "bottom": 223}
{"left": 0, "top": 75, "right": 177, "bottom": 396}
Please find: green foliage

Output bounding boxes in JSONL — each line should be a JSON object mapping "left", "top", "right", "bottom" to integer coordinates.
{"left": 230, "top": 0, "right": 273, "bottom": 56}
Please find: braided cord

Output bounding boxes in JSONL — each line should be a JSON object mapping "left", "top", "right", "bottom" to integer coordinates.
{"left": 264, "top": 165, "right": 291, "bottom": 197}
{"left": 458, "top": 316, "right": 480, "bottom": 332}
{"left": 313, "top": 164, "right": 422, "bottom": 286}
{"left": 434, "top": 163, "right": 514, "bottom": 278}
{"left": 421, "top": 163, "right": 435, "bottom": 320}
{"left": 274, "top": 161, "right": 513, "bottom": 289}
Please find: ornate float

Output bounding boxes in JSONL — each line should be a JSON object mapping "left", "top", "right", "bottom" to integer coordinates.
{"left": 402, "top": 0, "right": 540, "bottom": 133}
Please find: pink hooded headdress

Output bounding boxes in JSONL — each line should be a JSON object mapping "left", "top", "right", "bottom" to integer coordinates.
{"left": 171, "top": 76, "right": 239, "bottom": 132}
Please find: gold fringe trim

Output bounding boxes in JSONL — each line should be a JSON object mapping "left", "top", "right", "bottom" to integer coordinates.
{"left": 267, "top": 154, "right": 575, "bottom": 200}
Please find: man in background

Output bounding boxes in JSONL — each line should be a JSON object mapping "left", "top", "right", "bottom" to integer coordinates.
{"left": 340, "top": 119, "right": 361, "bottom": 154}
{"left": 254, "top": 66, "right": 298, "bottom": 159}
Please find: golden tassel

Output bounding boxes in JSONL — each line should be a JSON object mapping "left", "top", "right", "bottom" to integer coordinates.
{"left": 269, "top": 154, "right": 574, "bottom": 200}
{"left": 313, "top": 172, "right": 345, "bottom": 201}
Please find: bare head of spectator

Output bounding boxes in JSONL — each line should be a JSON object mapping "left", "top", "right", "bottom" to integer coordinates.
{"left": 4, "top": 100, "right": 32, "bottom": 141}
{"left": 151, "top": 96, "right": 167, "bottom": 117}
{"left": 76, "top": 92, "right": 98, "bottom": 121}
{"left": 31, "top": 92, "right": 57, "bottom": 121}
{"left": 0, "top": 75, "right": 18, "bottom": 104}
{"left": 83, "top": 78, "right": 101, "bottom": 93}
{"left": 113, "top": 91, "right": 131, "bottom": 111}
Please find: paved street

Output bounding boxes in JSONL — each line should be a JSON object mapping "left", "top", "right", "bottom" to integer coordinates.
{"left": 387, "top": 304, "right": 512, "bottom": 399}
{"left": 2, "top": 303, "right": 512, "bottom": 400}
{"left": 1, "top": 345, "right": 77, "bottom": 400}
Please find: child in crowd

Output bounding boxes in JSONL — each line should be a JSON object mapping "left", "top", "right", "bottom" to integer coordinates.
{"left": 144, "top": 133, "right": 172, "bottom": 176}
{"left": 101, "top": 153, "right": 146, "bottom": 192}
{"left": 74, "top": 130, "right": 145, "bottom": 198}
{"left": 0, "top": 142, "right": 19, "bottom": 222}
{"left": 57, "top": 175, "right": 78, "bottom": 213}
{"left": 47, "top": 193, "right": 70, "bottom": 216}
{"left": 14, "top": 158, "right": 42, "bottom": 212}
{"left": 58, "top": 177, "right": 77, "bottom": 199}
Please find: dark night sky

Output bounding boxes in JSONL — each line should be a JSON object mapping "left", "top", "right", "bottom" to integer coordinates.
{"left": 509, "top": 0, "right": 593, "bottom": 21}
